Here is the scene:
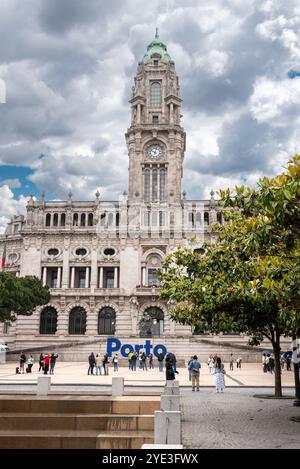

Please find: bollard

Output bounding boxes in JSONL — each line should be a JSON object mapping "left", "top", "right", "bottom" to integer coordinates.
{"left": 164, "top": 385, "right": 180, "bottom": 396}
{"left": 165, "top": 380, "right": 179, "bottom": 387}
{"left": 112, "top": 377, "right": 124, "bottom": 396}
{"left": 37, "top": 376, "right": 51, "bottom": 395}
{"left": 160, "top": 394, "right": 180, "bottom": 411}
{"left": 154, "top": 410, "right": 181, "bottom": 445}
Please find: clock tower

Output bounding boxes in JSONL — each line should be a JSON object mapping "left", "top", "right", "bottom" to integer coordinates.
{"left": 126, "top": 30, "right": 186, "bottom": 205}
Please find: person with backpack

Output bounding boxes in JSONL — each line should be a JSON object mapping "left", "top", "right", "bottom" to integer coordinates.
{"left": 188, "top": 355, "right": 201, "bottom": 391}
{"left": 131, "top": 351, "right": 137, "bottom": 371}
{"left": 188, "top": 356, "right": 194, "bottom": 381}
{"left": 157, "top": 352, "right": 164, "bottom": 372}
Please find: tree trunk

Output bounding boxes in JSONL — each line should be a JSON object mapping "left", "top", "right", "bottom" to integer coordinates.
{"left": 272, "top": 339, "right": 282, "bottom": 397}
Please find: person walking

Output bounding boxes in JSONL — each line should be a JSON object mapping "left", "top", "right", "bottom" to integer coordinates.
{"left": 112, "top": 354, "right": 119, "bottom": 372}
{"left": 188, "top": 355, "right": 201, "bottom": 391}
{"left": 165, "top": 355, "right": 175, "bottom": 381}
{"left": 88, "top": 352, "right": 96, "bottom": 375}
{"left": 229, "top": 354, "right": 234, "bottom": 371}
{"left": 286, "top": 356, "right": 292, "bottom": 371}
{"left": 157, "top": 352, "right": 164, "bottom": 372}
{"left": 102, "top": 353, "right": 109, "bottom": 375}
{"left": 38, "top": 353, "right": 44, "bottom": 372}
{"left": 50, "top": 353, "right": 58, "bottom": 375}
{"left": 95, "top": 354, "right": 102, "bottom": 375}
{"left": 19, "top": 352, "right": 26, "bottom": 374}
{"left": 214, "top": 357, "right": 225, "bottom": 393}
{"left": 43, "top": 353, "right": 50, "bottom": 375}
{"left": 26, "top": 355, "right": 34, "bottom": 373}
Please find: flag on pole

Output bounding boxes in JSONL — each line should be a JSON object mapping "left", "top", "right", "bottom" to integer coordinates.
{"left": 1, "top": 240, "right": 7, "bottom": 270}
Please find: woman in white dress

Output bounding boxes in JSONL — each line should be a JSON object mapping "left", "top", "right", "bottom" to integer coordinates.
{"left": 214, "top": 357, "right": 225, "bottom": 393}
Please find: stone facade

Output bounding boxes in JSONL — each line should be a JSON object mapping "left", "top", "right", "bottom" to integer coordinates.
{"left": 1, "top": 33, "right": 286, "bottom": 359}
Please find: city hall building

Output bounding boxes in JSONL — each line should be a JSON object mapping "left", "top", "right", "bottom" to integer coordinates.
{"left": 0, "top": 33, "right": 283, "bottom": 361}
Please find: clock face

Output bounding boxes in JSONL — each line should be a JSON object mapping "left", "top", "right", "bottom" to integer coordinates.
{"left": 147, "top": 144, "right": 163, "bottom": 160}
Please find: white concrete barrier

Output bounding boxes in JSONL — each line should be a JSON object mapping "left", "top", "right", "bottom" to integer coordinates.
{"left": 154, "top": 410, "right": 181, "bottom": 445}
{"left": 165, "top": 380, "right": 179, "bottom": 387}
{"left": 37, "top": 376, "right": 51, "bottom": 395}
{"left": 0, "top": 352, "right": 6, "bottom": 364}
{"left": 112, "top": 377, "right": 124, "bottom": 396}
{"left": 160, "top": 394, "right": 180, "bottom": 411}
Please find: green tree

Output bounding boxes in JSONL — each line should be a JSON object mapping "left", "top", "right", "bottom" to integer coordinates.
{"left": 160, "top": 155, "right": 300, "bottom": 397}
{"left": 0, "top": 272, "right": 50, "bottom": 322}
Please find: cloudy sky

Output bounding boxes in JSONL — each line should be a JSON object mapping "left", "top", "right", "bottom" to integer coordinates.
{"left": 1, "top": 0, "right": 300, "bottom": 232}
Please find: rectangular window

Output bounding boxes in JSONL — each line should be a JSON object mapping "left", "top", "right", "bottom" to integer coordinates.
{"left": 148, "top": 268, "right": 160, "bottom": 286}
{"left": 104, "top": 268, "right": 114, "bottom": 288}
{"left": 50, "top": 270, "right": 58, "bottom": 288}
{"left": 79, "top": 270, "right": 86, "bottom": 289}
{"left": 152, "top": 115, "right": 159, "bottom": 124}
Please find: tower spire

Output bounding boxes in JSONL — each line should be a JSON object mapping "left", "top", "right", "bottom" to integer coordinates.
{"left": 155, "top": 27, "right": 159, "bottom": 39}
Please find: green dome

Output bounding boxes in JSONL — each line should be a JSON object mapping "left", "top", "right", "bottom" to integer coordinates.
{"left": 142, "top": 29, "right": 171, "bottom": 64}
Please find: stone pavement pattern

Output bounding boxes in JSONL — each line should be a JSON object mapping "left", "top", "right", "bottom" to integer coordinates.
{"left": 181, "top": 388, "right": 300, "bottom": 449}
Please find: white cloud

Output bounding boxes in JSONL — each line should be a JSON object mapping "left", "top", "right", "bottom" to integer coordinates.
{"left": 0, "top": 185, "right": 28, "bottom": 233}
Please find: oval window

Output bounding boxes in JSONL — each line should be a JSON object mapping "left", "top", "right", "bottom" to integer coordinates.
{"left": 48, "top": 248, "right": 59, "bottom": 257}
{"left": 75, "top": 248, "right": 87, "bottom": 256}
{"left": 104, "top": 248, "right": 115, "bottom": 256}
{"left": 9, "top": 253, "right": 18, "bottom": 263}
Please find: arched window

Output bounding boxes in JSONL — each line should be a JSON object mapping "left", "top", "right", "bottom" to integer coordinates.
{"left": 88, "top": 213, "right": 93, "bottom": 226}
{"left": 53, "top": 213, "right": 58, "bottom": 227}
{"left": 150, "top": 82, "right": 161, "bottom": 107}
{"left": 204, "top": 212, "right": 210, "bottom": 225}
{"left": 147, "top": 254, "right": 162, "bottom": 285}
{"left": 98, "top": 307, "right": 116, "bottom": 335}
{"left": 139, "top": 307, "right": 164, "bottom": 337}
{"left": 144, "top": 169, "right": 150, "bottom": 202}
{"left": 80, "top": 213, "right": 86, "bottom": 226}
{"left": 60, "top": 213, "right": 66, "bottom": 226}
{"left": 159, "top": 168, "right": 166, "bottom": 202}
{"left": 69, "top": 306, "right": 87, "bottom": 335}
{"left": 40, "top": 306, "right": 58, "bottom": 335}
{"left": 45, "top": 213, "right": 51, "bottom": 227}
{"left": 152, "top": 168, "right": 158, "bottom": 201}
{"left": 73, "top": 213, "right": 78, "bottom": 226}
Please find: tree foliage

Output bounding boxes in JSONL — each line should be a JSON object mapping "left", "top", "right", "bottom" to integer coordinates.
{"left": 160, "top": 155, "right": 300, "bottom": 396}
{"left": 0, "top": 272, "right": 50, "bottom": 322}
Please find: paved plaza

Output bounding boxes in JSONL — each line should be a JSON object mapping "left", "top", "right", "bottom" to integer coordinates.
{"left": 0, "top": 361, "right": 295, "bottom": 388}
{"left": 181, "top": 388, "right": 299, "bottom": 449}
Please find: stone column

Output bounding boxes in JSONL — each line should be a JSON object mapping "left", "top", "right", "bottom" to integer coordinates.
{"left": 142, "top": 267, "right": 147, "bottom": 286}
{"left": 57, "top": 267, "right": 62, "bottom": 289}
{"left": 114, "top": 267, "right": 118, "bottom": 289}
{"left": 62, "top": 239, "right": 70, "bottom": 289}
{"left": 85, "top": 267, "right": 90, "bottom": 289}
{"left": 90, "top": 248, "right": 98, "bottom": 293}
{"left": 137, "top": 104, "right": 141, "bottom": 124}
{"left": 42, "top": 267, "right": 47, "bottom": 286}
{"left": 99, "top": 267, "right": 103, "bottom": 288}
{"left": 70, "top": 267, "right": 75, "bottom": 289}
{"left": 170, "top": 103, "right": 174, "bottom": 124}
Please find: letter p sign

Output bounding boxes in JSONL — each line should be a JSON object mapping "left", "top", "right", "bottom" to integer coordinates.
{"left": 106, "top": 338, "right": 121, "bottom": 356}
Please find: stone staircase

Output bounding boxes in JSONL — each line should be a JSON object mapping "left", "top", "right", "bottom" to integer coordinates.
{"left": 0, "top": 394, "right": 160, "bottom": 449}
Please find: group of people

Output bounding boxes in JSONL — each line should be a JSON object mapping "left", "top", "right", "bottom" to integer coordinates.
{"left": 17, "top": 352, "right": 58, "bottom": 375}
{"left": 187, "top": 354, "right": 226, "bottom": 392}
{"left": 88, "top": 352, "right": 111, "bottom": 375}
{"left": 262, "top": 353, "right": 292, "bottom": 373}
